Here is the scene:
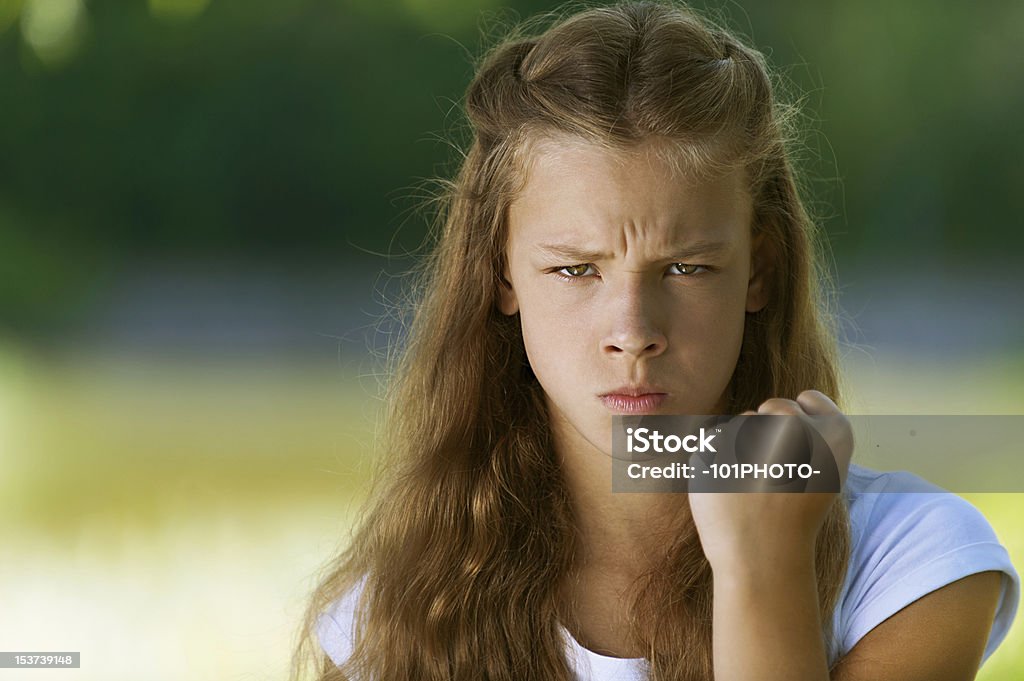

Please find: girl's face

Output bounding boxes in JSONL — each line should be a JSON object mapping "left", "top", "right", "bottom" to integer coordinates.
{"left": 499, "top": 138, "right": 771, "bottom": 458}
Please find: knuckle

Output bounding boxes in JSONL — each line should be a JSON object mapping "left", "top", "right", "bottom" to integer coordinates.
{"left": 758, "top": 397, "right": 802, "bottom": 414}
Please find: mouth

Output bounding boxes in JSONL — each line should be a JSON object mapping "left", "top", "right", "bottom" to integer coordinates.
{"left": 598, "top": 390, "right": 669, "bottom": 414}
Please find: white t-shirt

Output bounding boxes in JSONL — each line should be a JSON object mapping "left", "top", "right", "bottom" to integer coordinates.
{"left": 316, "top": 463, "right": 1020, "bottom": 679}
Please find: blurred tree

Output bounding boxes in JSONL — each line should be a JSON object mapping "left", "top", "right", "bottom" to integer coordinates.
{"left": 0, "top": 0, "right": 1021, "bottom": 335}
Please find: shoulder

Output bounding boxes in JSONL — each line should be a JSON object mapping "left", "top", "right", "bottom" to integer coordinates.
{"left": 315, "top": 576, "right": 368, "bottom": 669}
{"left": 829, "top": 464, "right": 1020, "bottom": 668}
{"left": 843, "top": 464, "right": 1008, "bottom": 570}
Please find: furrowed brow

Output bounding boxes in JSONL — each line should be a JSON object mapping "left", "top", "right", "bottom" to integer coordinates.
{"left": 534, "top": 238, "right": 733, "bottom": 262}
{"left": 533, "top": 244, "right": 611, "bottom": 262}
{"left": 670, "top": 239, "right": 735, "bottom": 259}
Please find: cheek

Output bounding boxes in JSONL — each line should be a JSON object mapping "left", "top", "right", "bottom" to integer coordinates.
{"left": 663, "top": 282, "right": 749, "bottom": 371}
{"left": 519, "top": 301, "right": 579, "bottom": 367}
{"left": 518, "top": 276, "right": 580, "bottom": 334}
{"left": 517, "top": 291, "right": 595, "bottom": 389}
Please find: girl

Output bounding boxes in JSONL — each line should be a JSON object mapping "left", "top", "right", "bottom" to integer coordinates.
{"left": 293, "top": 1, "right": 1019, "bottom": 679}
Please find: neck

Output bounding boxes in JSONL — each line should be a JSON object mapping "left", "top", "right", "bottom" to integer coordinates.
{"left": 552, "top": 412, "right": 694, "bottom": 577}
{"left": 551, "top": 411, "right": 698, "bottom": 658}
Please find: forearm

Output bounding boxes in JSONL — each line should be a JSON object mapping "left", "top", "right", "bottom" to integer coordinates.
{"left": 712, "top": 554, "right": 830, "bottom": 681}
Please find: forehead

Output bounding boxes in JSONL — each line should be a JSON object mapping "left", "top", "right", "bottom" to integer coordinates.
{"left": 508, "top": 136, "right": 752, "bottom": 241}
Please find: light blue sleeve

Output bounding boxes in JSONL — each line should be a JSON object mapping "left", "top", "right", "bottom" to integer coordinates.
{"left": 836, "top": 469, "right": 1020, "bottom": 667}
{"left": 315, "top": 579, "right": 366, "bottom": 670}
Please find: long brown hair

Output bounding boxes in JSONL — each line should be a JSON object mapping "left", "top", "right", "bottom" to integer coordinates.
{"left": 291, "top": 1, "right": 850, "bottom": 679}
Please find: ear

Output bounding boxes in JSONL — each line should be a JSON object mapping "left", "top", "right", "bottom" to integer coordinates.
{"left": 497, "top": 261, "right": 519, "bottom": 315}
{"left": 745, "top": 230, "right": 773, "bottom": 313}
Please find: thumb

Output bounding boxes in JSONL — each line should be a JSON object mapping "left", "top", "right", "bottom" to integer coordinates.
{"left": 687, "top": 450, "right": 714, "bottom": 493}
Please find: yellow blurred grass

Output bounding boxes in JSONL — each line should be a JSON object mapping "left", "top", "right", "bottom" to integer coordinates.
{"left": 1, "top": 347, "right": 380, "bottom": 680}
{"left": 1, "top": 350, "right": 381, "bottom": 534}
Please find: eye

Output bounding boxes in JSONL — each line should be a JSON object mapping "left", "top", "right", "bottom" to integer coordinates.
{"left": 668, "top": 263, "right": 709, "bottom": 275}
{"left": 554, "top": 263, "right": 596, "bottom": 280}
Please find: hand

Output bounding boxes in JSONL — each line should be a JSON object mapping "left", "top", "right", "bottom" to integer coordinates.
{"left": 687, "top": 390, "right": 853, "bottom": 574}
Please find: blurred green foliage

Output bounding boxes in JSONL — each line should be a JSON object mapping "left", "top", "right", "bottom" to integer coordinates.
{"left": 1, "top": 0, "right": 1022, "bottom": 333}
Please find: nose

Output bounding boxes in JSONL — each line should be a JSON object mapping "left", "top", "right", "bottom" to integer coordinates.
{"left": 601, "top": 282, "right": 668, "bottom": 359}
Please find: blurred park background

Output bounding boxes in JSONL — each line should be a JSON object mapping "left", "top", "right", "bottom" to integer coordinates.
{"left": 1, "top": 0, "right": 1022, "bottom": 679}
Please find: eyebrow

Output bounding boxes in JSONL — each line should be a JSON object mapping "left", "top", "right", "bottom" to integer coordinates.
{"left": 533, "top": 239, "right": 734, "bottom": 262}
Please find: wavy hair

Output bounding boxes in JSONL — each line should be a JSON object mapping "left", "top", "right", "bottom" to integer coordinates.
{"left": 291, "top": 1, "right": 851, "bottom": 679}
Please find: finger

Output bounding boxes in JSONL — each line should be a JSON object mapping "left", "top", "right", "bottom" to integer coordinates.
{"left": 795, "top": 390, "right": 840, "bottom": 415}
{"left": 756, "top": 397, "right": 804, "bottom": 416}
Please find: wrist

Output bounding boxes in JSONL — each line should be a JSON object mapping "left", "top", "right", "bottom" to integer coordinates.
{"left": 709, "top": 543, "right": 817, "bottom": 586}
